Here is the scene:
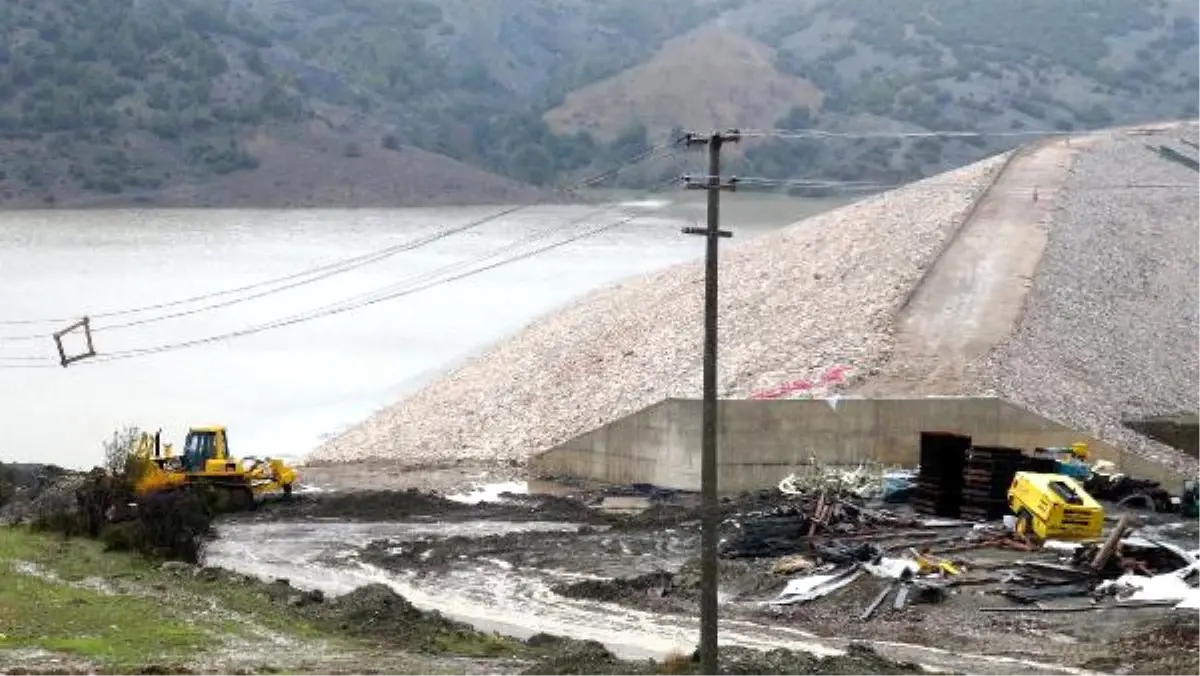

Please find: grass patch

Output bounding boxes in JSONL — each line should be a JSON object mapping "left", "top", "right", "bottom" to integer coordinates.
{"left": 0, "top": 565, "right": 205, "bottom": 669}
{"left": 0, "top": 526, "right": 329, "bottom": 642}
{"left": 0, "top": 526, "right": 328, "bottom": 670}
{"left": 429, "top": 629, "right": 524, "bottom": 658}
{"left": 0, "top": 527, "right": 528, "bottom": 672}
{"left": 0, "top": 524, "right": 153, "bottom": 580}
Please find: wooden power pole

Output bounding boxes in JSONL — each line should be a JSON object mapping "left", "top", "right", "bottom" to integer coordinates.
{"left": 681, "top": 129, "right": 739, "bottom": 674}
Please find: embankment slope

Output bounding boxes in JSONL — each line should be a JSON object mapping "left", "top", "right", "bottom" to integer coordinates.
{"left": 967, "top": 123, "right": 1199, "bottom": 472}
{"left": 313, "top": 122, "right": 1199, "bottom": 478}
{"left": 313, "top": 153, "right": 1009, "bottom": 465}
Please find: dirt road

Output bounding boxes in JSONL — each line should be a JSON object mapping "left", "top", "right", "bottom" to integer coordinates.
{"left": 859, "top": 137, "right": 1090, "bottom": 396}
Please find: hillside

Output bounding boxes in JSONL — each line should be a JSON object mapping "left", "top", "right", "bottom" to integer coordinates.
{"left": 546, "top": 0, "right": 1200, "bottom": 184}
{"left": 310, "top": 123, "right": 1199, "bottom": 479}
{"left": 0, "top": 0, "right": 1196, "bottom": 206}
{"left": 0, "top": 0, "right": 537, "bottom": 207}
{"left": 543, "top": 26, "right": 823, "bottom": 141}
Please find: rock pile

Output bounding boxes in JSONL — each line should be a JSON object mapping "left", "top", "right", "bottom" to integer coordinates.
{"left": 314, "top": 154, "right": 1008, "bottom": 464}
{"left": 968, "top": 124, "right": 1199, "bottom": 474}
{"left": 314, "top": 122, "right": 1198, "bottom": 479}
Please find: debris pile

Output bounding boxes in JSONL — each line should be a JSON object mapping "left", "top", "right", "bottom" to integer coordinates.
{"left": 709, "top": 462, "right": 1200, "bottom": 621}
{"left": 721, "top": 466, "right": 919, "bottom": 560}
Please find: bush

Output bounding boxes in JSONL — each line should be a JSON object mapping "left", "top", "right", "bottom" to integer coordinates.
{"left": 0, "top": 464, "right": 17, "bottom": 508}
{"left": 25, "top": 427, "right": 217, "bottom": 563}
{"left": 100, "top": 487, "right": 214, "bottom": 563}
{"left": 103, "top": 425, "right": 142, "bottom": 477}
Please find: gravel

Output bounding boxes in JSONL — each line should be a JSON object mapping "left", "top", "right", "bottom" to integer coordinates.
{"left": 313, "top": 154, "right": 1008, "bottom": 465}
{"left": 969, "top": 124, "right": 1200, "bottom": 475}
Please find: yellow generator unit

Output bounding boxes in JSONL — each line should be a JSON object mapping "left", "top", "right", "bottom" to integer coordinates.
{"left": 1007, "top": 471, "right": 1104, "bottom": 541}
{"left": 131, "top": 426, "right": 298, "bottom": 510}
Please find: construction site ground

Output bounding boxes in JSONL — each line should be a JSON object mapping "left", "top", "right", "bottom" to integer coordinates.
{"left": 214, "top": 475, "right": 1198, "bottom": 675}
{"left": 3, "top": 462, "right": 1198, "bottom": 674}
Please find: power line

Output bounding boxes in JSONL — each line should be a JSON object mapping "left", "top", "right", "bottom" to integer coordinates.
{"left": 0, "top": 143, "right": 676, "bottom": 329}
{"left": 740, "top": 127, "right": 1081, "bottom": 140}
{"left": 1, "top": 172, "right": 682, "bottom": 368}
{"left": 0, "top": 189, "right": 668, "bottom": 343}
{"left": 728, "top": 176, "right": 1198, "bottom": 192}
{"left": 5, "top": 214, "right": 653, "bottom": 368}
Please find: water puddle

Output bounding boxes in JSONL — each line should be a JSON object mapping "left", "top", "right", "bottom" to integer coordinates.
{"left": 445, "top": 481, "right": 529, "bottom": 504}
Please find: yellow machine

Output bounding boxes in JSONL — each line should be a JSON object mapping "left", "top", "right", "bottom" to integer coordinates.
{"left": 132, "top": 426, "right": 298, "bottom": 509}
{"left": 1007, "top": 471, "right": 1105, "bottom": 541}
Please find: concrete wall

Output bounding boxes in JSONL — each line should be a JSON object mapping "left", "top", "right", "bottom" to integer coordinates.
{"left": 530, "top": 396, "right": 1190, "bottom": 493}
{"left": 1124, "top": 413, "right": 1199, "bottom": 460}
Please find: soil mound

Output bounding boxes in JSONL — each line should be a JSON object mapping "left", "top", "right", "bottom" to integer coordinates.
{"left": 247, "top": 488, "right": 611, "bottom": 525}
{"left": 519, "top": 641, "right": 924, "bottom": 675}
{"left": 552, "top": 571, "right": 675, "bottom": 603}
{"left": 324, "top": 583, "right": 428, "bottom": 634}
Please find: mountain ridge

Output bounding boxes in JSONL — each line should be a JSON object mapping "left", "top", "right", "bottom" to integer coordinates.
{"left": 0, "top": 0, "right": 1195, "bottom": 207}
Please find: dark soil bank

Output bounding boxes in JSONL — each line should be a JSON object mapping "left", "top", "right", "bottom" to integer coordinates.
{"left": 520, "top": 638, "right": 925, "bottom": 675}
{"left": 248, "top": 489, "right": 616, "bottom": 525}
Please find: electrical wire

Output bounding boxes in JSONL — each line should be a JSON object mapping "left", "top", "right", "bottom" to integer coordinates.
{"left": 739, "top": 128, "right": 1082, "bottom": 140}
{"left": 2, "top": 213, "right": 653, "bottom": 368}
{"left": 0, "top": 185, "right": 663, "bottom": 343}
{"left": 0, "top": 170, "right": 684, "bottom": 368}
{"left": 727, "top": 176, "right": 1199, "bottom": 192}
{"left": 0, "top": 142, "right": 677, "bottom": 329}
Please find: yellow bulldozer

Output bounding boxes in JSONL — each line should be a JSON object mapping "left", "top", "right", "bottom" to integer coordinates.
{"left": 130, "top": 426, "right": 298, "bottom": 511}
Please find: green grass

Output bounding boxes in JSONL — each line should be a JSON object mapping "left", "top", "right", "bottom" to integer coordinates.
{"left": 0, "top": 557, "right": 205, "bottom": 669}
{"left": 0, "top": 527, "right": 298, "bottom": 670}
{"left": 0, "top": 526, "right": 526, "bottom": 672}
{"left": 0, "top": 526, "right": 150, "bottom": 579}
{"left": 431, "top": 630, "right": 525, "bottom": 658}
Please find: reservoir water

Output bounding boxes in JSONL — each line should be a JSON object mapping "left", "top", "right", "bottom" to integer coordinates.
{"left": 0, "top": 193, "right": 843, "bottom": 468}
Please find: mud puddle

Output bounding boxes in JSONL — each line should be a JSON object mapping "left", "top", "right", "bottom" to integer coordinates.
{"left": 205, "top": 518, "right": 1092, "bottom": 674}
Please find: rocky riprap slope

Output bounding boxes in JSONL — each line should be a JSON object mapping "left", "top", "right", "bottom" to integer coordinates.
{"left": 967, "top": 123, "right": 1200, "bottom": 474}
{"left": 313, "top": 154, "right": 1009, "bottom": 465}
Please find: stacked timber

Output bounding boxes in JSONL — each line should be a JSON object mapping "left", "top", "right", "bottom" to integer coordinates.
{"left": 961, "top": 445, "right": 1026, "bottom": 521}
{"left": 912, "top": 432, "right": 970, "bottom": 518}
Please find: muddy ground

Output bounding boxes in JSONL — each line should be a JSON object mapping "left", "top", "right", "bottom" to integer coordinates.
{"left": 235, "top": 479, "right": 1200, "bottom": 675}
{"left": 1, "top": 523, "right": 923, "bottom": 675}
{"left": 6, "top": 460, "right": 1198, "bottom": 674}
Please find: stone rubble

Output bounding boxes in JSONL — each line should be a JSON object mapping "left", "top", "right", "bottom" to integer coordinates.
{"left": 967, "top": 124, "right": 1200, "bottom": 475}
{"left": 313, "top": 154, "right": 1009, "bottom": 465}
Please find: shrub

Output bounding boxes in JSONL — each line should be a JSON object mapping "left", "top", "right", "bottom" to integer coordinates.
{"left": 28, "top": 428, "right": 216, "bottom": 563}
{"left": 100, "top": 487, "right": 214, "bottom": 563}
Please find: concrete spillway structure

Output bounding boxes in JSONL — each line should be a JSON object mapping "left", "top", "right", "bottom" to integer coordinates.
{"left": 529, "top": 396, "right": 1189, "bottom": 493}
{"left": 1123, "top": 413, "right": 1199, "bottom": 460}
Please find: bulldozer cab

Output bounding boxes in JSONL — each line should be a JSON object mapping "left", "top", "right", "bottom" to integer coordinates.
{"left": 181, "top": 426, "right": 231, "bottom": 473}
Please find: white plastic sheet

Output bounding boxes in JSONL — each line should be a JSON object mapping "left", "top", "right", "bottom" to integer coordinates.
{"left": 1096, "top": 560, "right": 1200, "bottom": 609}
{"left": 863, "top": 557, "right": 921, "bottom": 580}
{"left": 768, "top": 568, "right": 863, "bottom": 606}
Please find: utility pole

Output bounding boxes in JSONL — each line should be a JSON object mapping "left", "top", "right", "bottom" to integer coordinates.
{"left": 681, "top": 129, "right": 739, "bottom": 674}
